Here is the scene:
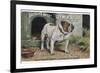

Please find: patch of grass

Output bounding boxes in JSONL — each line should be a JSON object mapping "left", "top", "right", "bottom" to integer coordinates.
{"left": 67, "top": 28, "right": 90, "bottom": 52}
{"left": 83, "top": 28, "right": 90, "bottom": 37}
{"left": 68, "top": 35, "right": 81, "bottom": 44}
{"left": 78, "top": 37, "right": 90, "bottom": 52}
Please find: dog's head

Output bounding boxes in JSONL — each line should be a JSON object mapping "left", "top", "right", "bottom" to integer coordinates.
{"left": 61, "top": 21, "right": 74, "bottom": 32}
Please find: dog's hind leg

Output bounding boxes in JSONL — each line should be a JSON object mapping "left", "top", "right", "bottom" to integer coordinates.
{"left": 46, "top": 38, "right": 50, "bottom": 50}
{"left": 41, "top": 33, "right": 45, "bottom": 50}
{"left": 50, "top": 39, "right": 55, "bottom": 55}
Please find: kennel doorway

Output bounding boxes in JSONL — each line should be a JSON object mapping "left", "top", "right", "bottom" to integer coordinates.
{"left": 31, "top": 17, "right": 47, "bottom": 40}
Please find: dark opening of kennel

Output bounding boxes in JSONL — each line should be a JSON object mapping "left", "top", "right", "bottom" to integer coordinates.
{"left": 31, "top": 17, "right": 47, "bottom": 38}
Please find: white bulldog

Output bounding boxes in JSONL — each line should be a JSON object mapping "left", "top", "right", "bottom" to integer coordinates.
{"left": 41, "top": 21, "right": 74, "bottom": 54}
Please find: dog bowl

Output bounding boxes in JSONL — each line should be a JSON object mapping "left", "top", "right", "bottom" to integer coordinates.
{"left": 21, "top": 48, "right": 34, "bottom": 58}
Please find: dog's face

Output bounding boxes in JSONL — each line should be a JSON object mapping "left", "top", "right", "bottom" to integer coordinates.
{"left": 61, "top": 21, "right": 74, "bottom": 32}
{"left": 61, "top": 21, "right": 70, "bottom": 32}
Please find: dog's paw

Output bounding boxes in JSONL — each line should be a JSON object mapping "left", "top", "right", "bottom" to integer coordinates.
{"left": 41, "top": 48, "right": 44, "bottom": 51}
{"left": 65, "top": 51, "right": 69, "bottom": 54}
{"left": 51, "top": 54, "right": 55, "bottom": 55}
{"left": 50, "top": 53, "right": 55, "bottom": 55}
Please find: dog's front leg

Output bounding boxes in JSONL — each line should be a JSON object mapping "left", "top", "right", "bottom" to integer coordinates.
{"left": 65, "top": 40, "right": 69, "bottom": 53}
{"left": 50, "top": 39, "right": 55, "bottom": 55}
{"left": 64, "top": 33, "right": 72, "bottom": 53}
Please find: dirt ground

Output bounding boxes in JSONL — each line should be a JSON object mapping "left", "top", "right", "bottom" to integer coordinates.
{"left": 21, "top": 45, "right": 90, "bottom": 61}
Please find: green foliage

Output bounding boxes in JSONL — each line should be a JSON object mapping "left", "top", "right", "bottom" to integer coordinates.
{"left": 83, "top": 28, "right": 90, "bottom": 37}
{"left": 68, "top": 35, "right": 81, "bottom": 44}
{"left": 21, "top": 40, "right": 41, "bottom": 48}
{"left": 68, "top": 28, "right": 90, "bottom": 52}
{"left": 78, "top": 37, "right": 90, "bottom": 52}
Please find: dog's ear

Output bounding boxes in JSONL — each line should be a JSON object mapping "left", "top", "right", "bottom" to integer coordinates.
{"left": 61, "top": 21, "right": 65, "bottom": 26}
{"left": 71, "top": 24, "right": 74, "bottom": 32}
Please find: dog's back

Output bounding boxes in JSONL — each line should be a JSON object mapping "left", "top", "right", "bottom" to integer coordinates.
{"left": 41, "top": 23, "right": 56, "bottom": 38}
